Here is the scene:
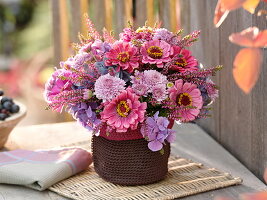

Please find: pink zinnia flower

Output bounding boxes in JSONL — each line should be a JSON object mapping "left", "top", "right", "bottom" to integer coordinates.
{"left": 105, "top": 41, "right": 139, "bottom": 73}
{"left": 44, "top": 69, "right": 73, "bottom": 112}
{"left": 170, "top": 46, "right": 198, "bottom": 72}
{"left": 168, "top": 79, "right": 203, "bottom": 122}
{"left": 94, "top": 74, "right": 126, "bottom": 102}
{"left": 101, "top": 88, "right": 147, "bottom": 132}
{"left": 141, "top": 40, "right": 173, "bottom": 68}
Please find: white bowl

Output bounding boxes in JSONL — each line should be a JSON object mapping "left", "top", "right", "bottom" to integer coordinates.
{"left": 0, "top": 101, "right": 27, "bottom": 148}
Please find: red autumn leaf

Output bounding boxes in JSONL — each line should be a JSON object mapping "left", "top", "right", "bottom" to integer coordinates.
{"left": 221, "top": 0, "right": 246, "bottom": 10}
{"left": 233, "top": 48, "right": 262, "bottom": 93}
{"left": 214, "top": 0, "right": 230, "bottom": 28}
{"left": 241, "top": 191, "right": 267, "bottom": 200}
{"left": 229, "top": 27, "right": 267, "bottom": 48}
{"left": 242, "top": 0, "right": 260, "bottom": 13}
{"left": 214, "top": 0, "right": 260, "bottom": 27}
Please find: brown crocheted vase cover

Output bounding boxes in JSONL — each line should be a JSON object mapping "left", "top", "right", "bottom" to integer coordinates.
{"left": 92, "top": 135, "right": 171, "bottom": 186}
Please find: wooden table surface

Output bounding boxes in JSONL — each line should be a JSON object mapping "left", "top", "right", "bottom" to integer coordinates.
{"left": 0, "top": 122, "right": 266, "bottom": 200}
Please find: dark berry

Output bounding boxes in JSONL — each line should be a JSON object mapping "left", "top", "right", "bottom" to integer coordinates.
{"left": 11, "top": 104, "right": 20, "bottom": 113}
{"left": 3, "top": 101, "right": 12, "bottom": 110}
{"left": 0, "top": 91, "right": 4, "bottom": 96}
{"left": 1, "top": 97, "right": 12, "bottom": 104}
{"left": 0, "top": 113, "right": 7, "bottom": 120}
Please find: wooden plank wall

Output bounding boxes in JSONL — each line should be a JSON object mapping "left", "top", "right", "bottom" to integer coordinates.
{"left": 180, "top": 1, "right": 267, "bottom": 181}
{"left": 50, "top": 0, "right": 180, "bottom": 63}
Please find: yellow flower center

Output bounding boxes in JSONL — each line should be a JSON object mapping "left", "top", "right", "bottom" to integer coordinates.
{"left": 136, "top": 26, "right": 153, "bottom": 33}
{"left": 117, "top": 101, "right": 131, "bottom": 117}
{"left": 147, "top": 46, "right": 163, "bottom": 59}
{"left": 175, "top": 57, "right": 187, "bottom": 67}
{"left": 117, "top": 52, "right": 130, "bottom": 63}
{"left": 177, "top": 93, "right": 192, "bottom": 107}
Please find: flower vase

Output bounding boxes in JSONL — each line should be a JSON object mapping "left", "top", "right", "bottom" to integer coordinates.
{"left": 92, "top": 120, "right": 174, "bottom": 186}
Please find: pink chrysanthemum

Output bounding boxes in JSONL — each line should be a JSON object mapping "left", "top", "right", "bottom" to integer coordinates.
{"left": 151, "top": 84, "right": 168, "bottom": 101}
{"left": 143, "top": 70, "right": 168, "bottom": 87}
{"left": 168, "top": 79, "right": 203, "bottom": 122}
{"left": 94, "top": 74, "right": 126, "bottom": 102}
{"left": 141, "top": 40, "right": 173, "bottom": 68}
{"left": 101, "top": 88, "right": 147, "bottom": 132}
{"left": 105, "top": 41, "right": 139, "bottom": 73}
{"left": 170, "top": 46, "right": 198, "bottom": 72}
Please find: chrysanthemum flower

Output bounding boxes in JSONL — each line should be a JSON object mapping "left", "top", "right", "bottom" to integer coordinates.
{"left": 141, "top": 39, "right": 173, "bottom": 68}
{"left": 168, "top": 79, "right": 203, "bottom": 122}
{"left": 151, "top": 84, "right": 168, "bottom": 102}
{"left": 105, "top": 41, "right": 139, "bottom": 73}
{"left": 170, "top": 46, "right": 198, "bottom": 72}
{"left": 153, "top": 28, "right": 177, "bottom": 43}
{"left": 143, "top": 70, "right": 168, "bottom": 87}
{"left": 101, "top": 88, "right": 147, "bottom": 132}
{"left": 94, "top": 74, "right": 126, "bottom": 102}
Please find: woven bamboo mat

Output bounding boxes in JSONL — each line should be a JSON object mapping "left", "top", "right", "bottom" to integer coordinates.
{"left": 49, "top": 140, "right": 242, "bottom": 200}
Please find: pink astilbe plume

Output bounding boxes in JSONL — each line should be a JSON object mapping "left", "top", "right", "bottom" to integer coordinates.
{"left": 176, "top": 30, "right": 201, "bottom": 47}
{"left": 85, "top": 16, "right": 101, "bottom": 40}
{"left": 102, "top": 28, "right": 116, "bottom": 44}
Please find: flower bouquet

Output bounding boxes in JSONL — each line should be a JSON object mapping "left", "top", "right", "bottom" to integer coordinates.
{"left": 44, "top": 19, "right": 221, "bottom": 185}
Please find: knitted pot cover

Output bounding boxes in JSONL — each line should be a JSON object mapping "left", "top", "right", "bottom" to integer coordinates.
{"left": 92, "top": 135, "right": 171, "bottom": 186}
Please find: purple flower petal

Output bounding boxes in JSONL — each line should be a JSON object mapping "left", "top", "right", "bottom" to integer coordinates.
{"left": 148, "top": 140, "right": 163, "bottom": 152}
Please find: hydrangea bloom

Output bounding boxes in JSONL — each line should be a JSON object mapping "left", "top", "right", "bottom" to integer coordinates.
{"left": 141, "top": 39, "right": 173, "bottom": 68}
{"left": 170, "top": 46, "right": 198, "bottom": 72}
{"left": 94, "top": 74, "right": 126, "bottom": 102}
{"left": 101, "top": 88, "right": 147, "bottom": 132}
{"left": 74, "top": 52, "right": 93, "bottom": 68}
{"left": 105, "top": 41, "right": 139, "bottom": 73}
{"left": 70, "top": 102, "right": 101, "bottom": 132}
{"left": 168, "top": 79, "right": 203, "bottom": 122}
{"left": 91, "top": 40, "right": 111, "bottom": 61}
{"left": 141, "top": 111, "right": 176, "bottom": 151}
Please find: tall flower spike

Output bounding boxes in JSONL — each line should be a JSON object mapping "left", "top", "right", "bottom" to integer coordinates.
{"left": 85, "top": 14, "right": 101, "bottom": 40}
{"left": 102, "top": 28, "right": 116, "bottom": 44}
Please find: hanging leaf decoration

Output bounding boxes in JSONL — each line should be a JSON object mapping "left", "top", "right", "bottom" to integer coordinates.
{"left": 214, "top": 0, "right": 230, "bottom": 27}
{"left": 214, "top": 0, "right": 261, "bottom": 27}
{"left": 233, "top": 48, "right": 262, "bottom": 93}
{"left": 240, "top": 192, "right": 267, "bottom": 200}
{"left": 242, "top": 0, "right": 261, "bottom": 13}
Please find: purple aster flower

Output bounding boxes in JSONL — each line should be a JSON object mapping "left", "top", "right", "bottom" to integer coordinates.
{"left": 70, "top": 102, "right": 101, "bottom": 132}
{"left": 141, "top": 111, "right": 176, "bottom": 152}
{"left": 94, "top": 74, "right": 126, "bottom": 102}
